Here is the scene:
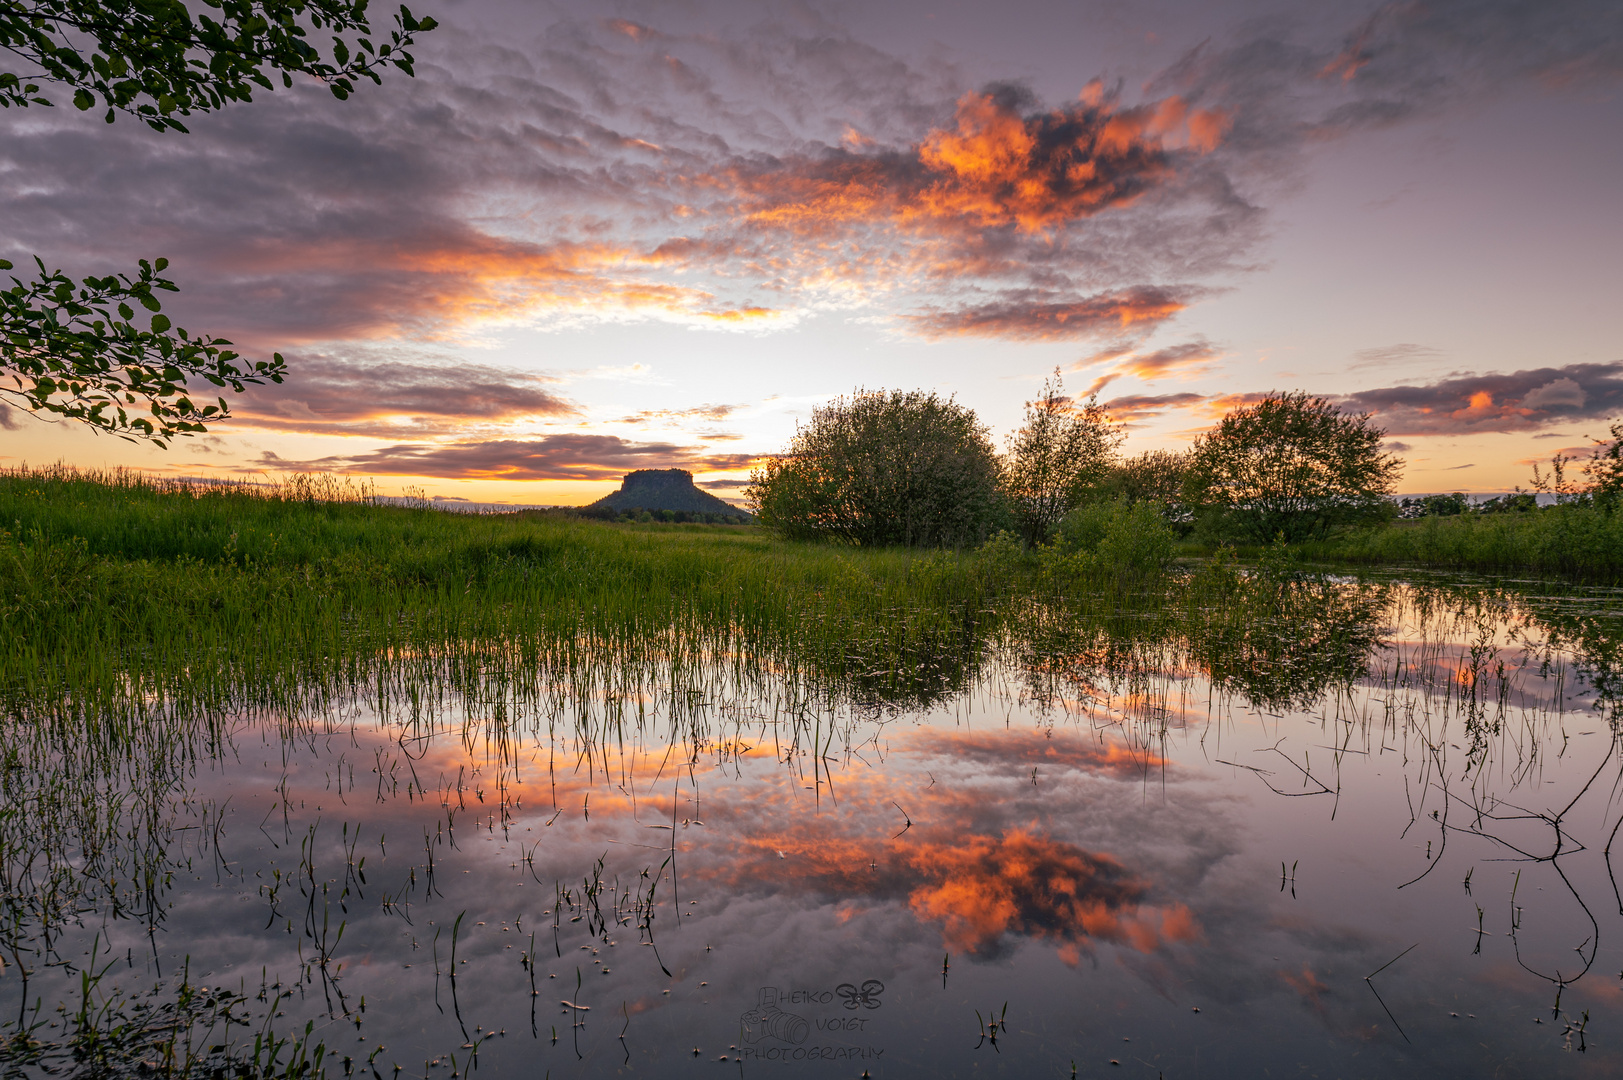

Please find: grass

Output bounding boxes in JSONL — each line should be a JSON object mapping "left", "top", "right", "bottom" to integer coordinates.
{"left": 10, "top": 467, "right": 1623, "bottom": 741}
{"left": 9, "top": 467, "right": 1623, "bottom": 1078}
{"left": 0, "top": 466, "right": 1021, "bottom": 732}
{"left": 1296, "top": 506, "right": 1623, "bottom": 578}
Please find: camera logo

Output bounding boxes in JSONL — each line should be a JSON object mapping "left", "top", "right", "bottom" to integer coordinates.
{"left": 740, "top": 987, "right": 810, "bottom": 1045}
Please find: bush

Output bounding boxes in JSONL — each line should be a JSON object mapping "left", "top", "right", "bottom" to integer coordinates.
{"left": 1398, "top": 492, "right": 1470, "bottom": 519}
{"left": 1476, "top": 492, "right": 1537, "bottom": 514}
{"left": 747, "top": 389, "right": 1004, "bottom": 547}
{"left": 1184, "top": 391, "right": 1401, "bottom": 543}
{"left": 1048, "top": 500, "right": 1176, "bottom": 583}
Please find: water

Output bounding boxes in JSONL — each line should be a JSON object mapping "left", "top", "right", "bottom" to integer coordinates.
{"left": 6, "top": 571, "right": 1623, "bottom": 1077}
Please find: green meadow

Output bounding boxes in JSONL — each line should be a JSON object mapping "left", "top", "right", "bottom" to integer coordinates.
{"left": 0, "top": 467, "right": 1024, "bottom": 725}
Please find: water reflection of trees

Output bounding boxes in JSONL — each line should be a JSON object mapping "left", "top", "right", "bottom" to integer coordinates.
{"left": 1006, "top": 562, "right": 1393, "bottom": 721}
{"left": 1011, "top": 567, "right": 1623, "bottom": 1035}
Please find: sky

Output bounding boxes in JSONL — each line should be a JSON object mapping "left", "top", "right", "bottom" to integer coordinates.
{"left": 2, "top": 0, "right": 1620, "bottom": 504}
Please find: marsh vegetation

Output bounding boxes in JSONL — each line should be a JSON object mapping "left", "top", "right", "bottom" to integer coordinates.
{"left": 5, "top": 468, "right": 1623, "bottom": 1077}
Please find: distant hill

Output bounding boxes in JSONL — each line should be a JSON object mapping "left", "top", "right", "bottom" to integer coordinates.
{"left": 587, "top": 469, "right": 752, "bottom": 520}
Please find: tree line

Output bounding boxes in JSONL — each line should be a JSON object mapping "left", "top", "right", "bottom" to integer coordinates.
{"left": 746, "top": 374, "right": 1403, "bottom": 548}
{"left": 1399, "top": 428, "right": 1623, "bottom": 520}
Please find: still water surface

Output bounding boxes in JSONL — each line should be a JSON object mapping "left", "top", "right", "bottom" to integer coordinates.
{"left": 6, "top": 571, "right": 1623, "bottom": 1078}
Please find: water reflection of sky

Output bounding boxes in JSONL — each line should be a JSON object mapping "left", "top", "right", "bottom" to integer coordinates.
{"left": 7, "top": 589, "right": 1623, "bottom": 1077}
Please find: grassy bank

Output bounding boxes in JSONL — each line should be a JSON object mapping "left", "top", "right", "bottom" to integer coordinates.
{"left": 0, "top": 468, "right": 1016, "bottom": 726}
{"left": 1296, "top": 505, "right": 1623, "bottom": 578}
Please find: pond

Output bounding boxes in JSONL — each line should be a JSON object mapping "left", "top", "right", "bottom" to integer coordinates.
{"left": 6, "top": 567, "right": 1623, "bottom": 1078}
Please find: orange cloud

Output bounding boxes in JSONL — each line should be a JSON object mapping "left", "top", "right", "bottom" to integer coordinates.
{"left": 1076, "top": 338, "right": 1222, "bottom": 395}
{"left": 903, "top": 830, "right": 1199, "bottom": 956}
{"left": 726, "top": 86, "right": 1226, "bottom": 241}
{"left": 604, "top": 18, "right": 659, "bottom": 42}
{"left": 1280, "top": 963, "right": 1332, "bottom": 1015}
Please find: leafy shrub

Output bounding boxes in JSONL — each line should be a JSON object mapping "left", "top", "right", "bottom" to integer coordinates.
{"left": 1048, "top": 500, "right": 1176, "bottom": 584}
{"left": 747, "top": 389, "right": 1004, "bottom": 547}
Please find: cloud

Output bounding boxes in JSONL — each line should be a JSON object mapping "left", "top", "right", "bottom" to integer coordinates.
{"left": 0, "top": 17, "right": 1258, "bottom": 355}
{"left": 903, "top": 830, "right": 1198, "bottom": 957}
{"left": 617, "top": 403, "right": 739, "bottom": 424}
{"left": 1100, "top": 392, "right": 1209, "bottom": 424}
{"left": 4, "top": 0, "right": 1615, "bottom": 391}
{"left": 1342, "top": 362, "right": 1623, "bottom": 435}
{"left": 694, "top": 728, "right": 1206, "bottom": 959}
{"left": 718, "top": 82, "right": 1229, "bottom": 238}
{"left": 1077, "top": 337, "right": 1222, "bottom": 395}
{"left": 1154, "top": 0, "right": 1623, "bottom": 159}
{"left": 1520, "top": 376, "right": 1586, "bottom": 410}
{"left": 904, "top": 286, "right": 1194, "bottom": 341}
{"left": 258, "top": 434, "right": 755, "bottom": 481}
{"left": 1351, "top": 343, "right": 1444, "bottom": 370}
{"left": 233, "top": 354, "right": 575, "bottom": 437}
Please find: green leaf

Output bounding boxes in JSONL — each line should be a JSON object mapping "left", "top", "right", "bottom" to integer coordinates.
{"left": 73, "top": 88, "right": 94, "bottom": 110}
{"left": 118, "top": 302, "right": 134, "bottom": 320}
{"left": 138, "top": 293, "right": 162, "bottom": 312}
{"left": 151, "top": 314, "right": 171, "bottom": 333}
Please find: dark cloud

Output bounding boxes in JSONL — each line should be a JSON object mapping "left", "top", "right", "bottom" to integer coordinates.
{"left": 235, "top": 354, "right": 575, "bottom": 436}
{"left": 0, "top": 13, "right": 1253, "bottom": 352}
{"left": 695, "top": 477, "right": 748, "bottom": 490}
{"left": 2, "top": 0, "right": 1615, "bottom": 372}
{"left": 259, "top": 434, "right": 755, "bottom": 481}
{"left": 1154, "top": 0, "right": 1623, "bottom": 165}
{"left": 1341, "top": 362, "right": 1623, "bottom": 435}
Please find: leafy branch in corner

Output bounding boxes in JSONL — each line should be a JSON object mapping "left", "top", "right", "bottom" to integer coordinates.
{"left": 0, "top": 0, "right": 438, "bottom": 132}
{"left": 0, "top": 255, "right": 285, "bottom": 444}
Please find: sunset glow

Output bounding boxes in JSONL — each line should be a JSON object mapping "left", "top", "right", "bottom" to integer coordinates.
{"left": 1, "top": 0, "right": 1617, "bottom": 498}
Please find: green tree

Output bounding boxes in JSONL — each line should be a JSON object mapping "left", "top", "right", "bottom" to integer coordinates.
{"left": 746, "top": 389, "right": 1003, "bottom": 547}
{"left": 1000, "top": 370, "right": 1122, "bottom": 545}
{"left": 1, "top": 0, "right": 436, "bottom": 443}
{"left": 1184, "top": 391, "right": 1402, "bottom": 543}
{"left": 1097, "top": 448, "right": 1189, "bottom": 507}
{"left": 1584, "top": 421, "right": 1623, "bottom": 504}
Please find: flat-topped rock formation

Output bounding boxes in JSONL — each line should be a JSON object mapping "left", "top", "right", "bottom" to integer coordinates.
{"left": 587, "top": 469, "right": 752, "bottom": 519}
